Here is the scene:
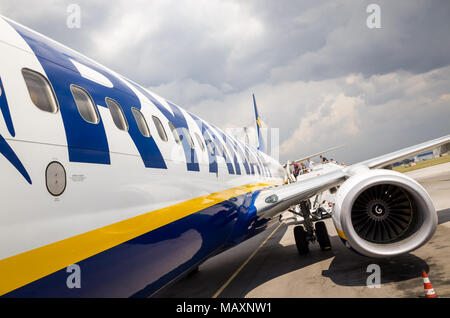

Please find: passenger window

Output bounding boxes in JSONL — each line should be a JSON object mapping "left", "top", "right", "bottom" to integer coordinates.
{"left": 195, "top": 133, "right": 205, "bottom": 151}
{"left": 215, "top": 140, "right": 224, "bottom": 156}
{"left": 168, "top": 122, "right": 181, "bottom": 144}
{"left": 184, "top": 129, "right": 195, "bottom": 149}
{"left": 205, "top": 138, "right": 215, "bottom": 155}
{"left": 22, "top": 68, "right": 58, "bottom": 113}
{"left": 244, "top": 149, "right": 250, "bottom": 162}
{"left": 70, "top": 85, "right": 99, "bottom": 124}
{"left": 105, "top": 97, "right": 128, "bottom": 131}
{"left": 131, "top": 108, "right": 150, "bottom": 137}
{"left": 152, "top": 116, "right": 168, "bottom": 142}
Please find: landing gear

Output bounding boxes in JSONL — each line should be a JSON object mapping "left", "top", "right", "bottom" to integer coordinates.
{"left": 292, "top": 200, "right": 332, "bottom": 255}
{"left": 294, "top": 225, "right": 309, "bottom": 255}
{"left": 315, "top": 221, "right": 332, "bottom": 251}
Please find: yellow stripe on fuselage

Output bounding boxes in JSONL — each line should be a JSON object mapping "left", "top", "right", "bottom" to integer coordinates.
{"left": 0, "top": 181, "right": 279, "bottom": 296}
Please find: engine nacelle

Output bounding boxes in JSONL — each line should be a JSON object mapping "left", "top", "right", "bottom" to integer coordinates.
{"left": 332, "top": 167, "right": 437, "bottom": 258}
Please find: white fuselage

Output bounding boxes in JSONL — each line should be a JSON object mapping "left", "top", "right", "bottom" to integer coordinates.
{"left": 0, "top": 16, "right": 285, "bottom": 297}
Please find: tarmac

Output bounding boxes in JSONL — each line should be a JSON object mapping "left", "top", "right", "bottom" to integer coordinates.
{"left": 157, "top": 162, "right": 450, "bottom": 298}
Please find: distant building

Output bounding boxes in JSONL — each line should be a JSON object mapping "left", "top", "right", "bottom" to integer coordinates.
{"left": 393, "top": 146, "right": 449, "bottom": 168}
{"left": 414, "top": 151, "right": 434, "bottom": 162}
{"left": 393, "top": 158, "right": 415, "bottom": 167}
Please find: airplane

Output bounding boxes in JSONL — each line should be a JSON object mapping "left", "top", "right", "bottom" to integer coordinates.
{"left": 0, "top": 15, "right": 449, "bottom": 298}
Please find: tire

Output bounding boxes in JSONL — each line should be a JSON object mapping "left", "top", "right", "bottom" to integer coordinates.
{"left": 294, "top": 225, "right": 309, "bottom": 255}
{"left": 315, "top": 221, "right": 332, "bottom": 251}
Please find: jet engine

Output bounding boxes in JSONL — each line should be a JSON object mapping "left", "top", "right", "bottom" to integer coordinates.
{"left": 332, "top": 167, "right": 437, "bottom": 258}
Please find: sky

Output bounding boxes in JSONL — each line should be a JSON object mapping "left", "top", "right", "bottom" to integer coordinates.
{"left": 1, "top": 0, "right": 449, "bottom": 164}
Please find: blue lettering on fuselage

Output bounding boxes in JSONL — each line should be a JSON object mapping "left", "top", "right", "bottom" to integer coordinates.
{"left": 0, "top": 77, "right": 15, "bottom": 137}
{"left": 9, "top": 20, "right": 167, "bottom": 169}
{"left": 210, "top": 125, "right": 240, "bottom": 175}
{"left": 0, "top": 76, "right": 31, "bottom": 183}
{"left": 221, "top": 132, "right": 242, "bottom": 175}
{"left": 189, "top": 113, "right": 218, "bottom": 174}
{"left": 0, "top": 134, "right": 31, "bottom": 184}
{"left": 244, "top": 144, "right": 259, "bottom": 176}
{"left": 226, "top": 135, "right": 251, "bottom": 175}
{"left": 130, "top": 85, "right": 200, "bottom": 172}
{"left": 7, "top": 20, "right": 262, "bottom": 176}
{"left": 208, "top": 124, "right": 235, "bottom": 175}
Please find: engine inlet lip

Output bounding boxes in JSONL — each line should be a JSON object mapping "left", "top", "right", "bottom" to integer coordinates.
{"left": 340, "top": 171, "right": 437, "bottom": 258}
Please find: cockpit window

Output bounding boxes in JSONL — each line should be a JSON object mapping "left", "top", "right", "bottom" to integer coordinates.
{"left": 22, "top": 68, "right": 59, "bottom": 113}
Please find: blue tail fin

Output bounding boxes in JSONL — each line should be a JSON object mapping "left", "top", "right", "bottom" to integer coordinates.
{"left": 252, "top": 94, "right": 266, "bottom": 153}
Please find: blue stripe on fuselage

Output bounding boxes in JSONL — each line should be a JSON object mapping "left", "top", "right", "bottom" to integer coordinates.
{"left": 130, "top": 85, "right": 200, "bottom": 172}
{"left": 0, "top": 77, "right": 15, "bottom": 137}
{"left": 6, "top": 20, "right": 257, "bottom": 176}
{"left": 0, "top": 134, "right": 31, "bottom": 184}
{"left": 210, "top": 124, "right": 238, "bottom": 175}
{"left": 190, "top": 113, "right": 219, "bottom": 174}
{"left": 0, "top": 77, "right": 31, "bottom": 182}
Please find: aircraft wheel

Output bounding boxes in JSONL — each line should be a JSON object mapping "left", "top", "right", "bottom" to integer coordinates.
{"left": 315, "top": 221, "right": 332, "bottom": 251}
{"left": 294, "top": 225, "right": 309, "bottom": 255}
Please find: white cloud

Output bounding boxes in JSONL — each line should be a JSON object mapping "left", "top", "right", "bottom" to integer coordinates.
{"left": 439, "top": 94, "right": 450, "bottom": 102}
{"left": 280, "top": 93, "right": 362, "bottom": 156}
{"left": 174, "top": 65, "right": 450, "bottom": 164}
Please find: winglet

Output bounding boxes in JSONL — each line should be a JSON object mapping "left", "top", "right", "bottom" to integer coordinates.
{"left": 253, "top": 93, "right": 265, "bottom": 153}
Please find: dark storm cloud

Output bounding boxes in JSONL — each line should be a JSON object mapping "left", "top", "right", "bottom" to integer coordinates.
{"left": 0, "top": 1, "right": 113, "bottom": 56}
{"left": 3, "top": 1, "right": 450, "bottom": 92}
{"left": 264, "top": 1, "right": 450, "bottom": 82}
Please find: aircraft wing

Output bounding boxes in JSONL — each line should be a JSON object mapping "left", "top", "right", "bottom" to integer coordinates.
{"left": 254, "top": 168, "right": 346, "bottom": 218}
{"left": 291, "top": 144, "right": 345, "bottom": 164}
{"left": 256, "top": 134, "right": 450, "bottom": 219}
{"left": 358, "top": 134, "right": 450, "bottom": 169}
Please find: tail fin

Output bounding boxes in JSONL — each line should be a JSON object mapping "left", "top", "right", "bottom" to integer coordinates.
{"left": 253, "top": 93, "right": 266, "bottom": 153}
